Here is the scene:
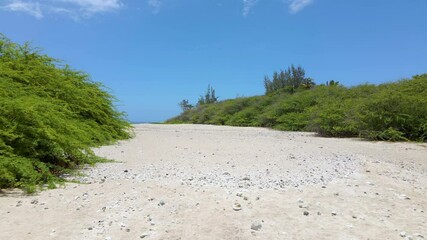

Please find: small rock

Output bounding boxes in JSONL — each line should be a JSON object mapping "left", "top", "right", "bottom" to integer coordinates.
{"left": 243, "top": 196, "right": 249, "bottom": 201}
{"left": 158, "top": 200, "right": 165, "bottom": 206}
{"left": 251, "top": 222, "right": 262, "bottom": 231}
{"left": 242, "top": 176, "right": 250, "bottom": 181}
{"left": 31, "top": 199, "right": 39, "bottom": 205}
{"left": 233, "top": 203, "right": 242, "bottom": 211}
{"left": 400, "top": 231, "right": 407, "bottom": 237}
{"left": 331, "top": 211, "right": 337, "bottom": 216}
{"left": 88, "top": 227, "right": 93, "bottom": 230}
{"left": 303, "top": 211, "right": 309, "bottom": 216}
{"left": 413, "top": 233, "right": 423, "bottom": 238}
{"left": 140, "top": 233, "right": 149, "bottom": 239}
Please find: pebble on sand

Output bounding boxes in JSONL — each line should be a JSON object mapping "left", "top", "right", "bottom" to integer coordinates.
{"left": 251, "top": 222, "right": 262, "bottom": 231}
{"left": 233, "top": 203, "right": 242, "bottom": 211}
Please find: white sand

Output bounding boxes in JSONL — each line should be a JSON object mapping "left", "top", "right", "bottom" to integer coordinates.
{"left": 1, "top": 124, "right": 426, "bottom": 239}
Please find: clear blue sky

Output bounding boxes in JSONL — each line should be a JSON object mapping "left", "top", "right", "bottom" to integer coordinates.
{"left": 1, "top": 0, "right": 426, "bottom": 122}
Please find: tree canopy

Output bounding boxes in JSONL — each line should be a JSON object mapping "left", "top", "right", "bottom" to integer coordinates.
{"left": 264, "top": 65, "right": 315, "bottom": 94}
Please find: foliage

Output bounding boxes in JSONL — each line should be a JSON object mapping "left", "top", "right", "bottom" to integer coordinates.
{"left": 178, "top": 99, "right": 193, "bottom": 112}
{"left": 167, "top": 74, "right": 427, "bottom": 142}
{"left": 264, "top": 65, "right": 315, "bottom": 94}
{"left": 0, "top": 35, "right": 131, "bottom": 192}
{"left": 197, "top": 85, "right": 218, "bottom": 106}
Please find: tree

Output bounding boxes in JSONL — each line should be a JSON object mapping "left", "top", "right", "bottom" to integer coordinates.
{"left": 198, "top": 85, "right": 218, "bottom": 106}
{"left": 326, "top": 80, "right": 340, "bottom": 86}
{"left": 264, "top": 65, "right": 315, "bottom": 94}
{"left": 178, "top": 99, "right": 193, "bottom": 112}
{"left": 301, "top": 77, "right": 315, "bottom": 89}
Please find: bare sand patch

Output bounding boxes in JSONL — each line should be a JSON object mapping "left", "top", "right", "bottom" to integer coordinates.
{"left": 1, "top": 124, "right": 426, "bottom": 239}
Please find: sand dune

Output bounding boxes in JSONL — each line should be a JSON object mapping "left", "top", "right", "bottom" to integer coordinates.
{"left": 1, "top": 124, "right": 426, "bottom": 239}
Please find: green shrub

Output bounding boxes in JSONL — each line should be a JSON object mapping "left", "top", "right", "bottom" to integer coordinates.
{"left": 0, "top": 35, "right": 131, "bottom": 192}
{"left": 167, "top": 73, "right": 427, "bottom": 142}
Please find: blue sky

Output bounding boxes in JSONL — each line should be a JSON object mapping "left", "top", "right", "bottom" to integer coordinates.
{"left": 1, "top": 0, "right": 426, "bottom": 122}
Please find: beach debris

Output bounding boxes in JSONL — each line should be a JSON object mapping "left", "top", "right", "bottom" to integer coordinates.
{"left": 140, "top": 233, "right": 149, "bottom": 238}
{"left": 398, "top": 194, "right": 411, "bottom": 200}
{"left": 242, "top": 176, "right": 250, "bottom": 181}
{"left": 233, "top": 203, "right": 242, "bottom": 211}
{"left": 251, "top": 222, "right": 262, "bottom": 231}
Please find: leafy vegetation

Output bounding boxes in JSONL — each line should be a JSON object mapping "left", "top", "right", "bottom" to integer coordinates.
{"left": 178, "top": 85, "right": 218, "bottom": 113}
{"left": 264, "top": 65, "right": 315, "bottom": 94}
{"left": 197, "top": 84, "right": 218, "bottom": 106}
{"left": 178, "top": 99, "right": 194, "bottom": 112}
{"left": 0, "top": 35, "right": 131, "bottom": 192}
{"left": 168, "top": 67, "right": 427, "bottom": 142}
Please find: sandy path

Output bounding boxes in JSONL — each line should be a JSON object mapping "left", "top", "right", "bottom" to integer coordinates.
{"left": 1, "top": 124, "right": 426, "bottom": 240}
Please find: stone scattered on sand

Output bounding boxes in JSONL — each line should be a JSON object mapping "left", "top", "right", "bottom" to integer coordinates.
{"left": 400, "top": 231, "right": 407, "bottom": 237}
{"left": 303, "top": 211, "right": 309, "bottom": 216}
{"left": 158, "top": 200, "right": 165, "bottom": 206}
{"left": 140, "top": 233, "right": 149, "bottom": 239}
{"left": 251, "top": 222, "right": 262, "bottom": 231}
{"left": 413, "top": 233, "right": 423, "bottom": 238}
{"left": 233, "top": 203, "right": 242, "bottom": 211}
{"left": 331, "top": 211, "right": 337, "bottom": 216}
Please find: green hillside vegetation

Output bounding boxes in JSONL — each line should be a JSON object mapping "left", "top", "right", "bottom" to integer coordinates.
{"left": 0, "top": 35, "right": 131, "bottom": 192}
{"left": 167, "top": 69, "right": 427, "bottom": 142}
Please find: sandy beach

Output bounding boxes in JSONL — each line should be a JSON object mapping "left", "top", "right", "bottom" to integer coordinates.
{"left": 1, "top": 124, "right": 426, "bottom": 240}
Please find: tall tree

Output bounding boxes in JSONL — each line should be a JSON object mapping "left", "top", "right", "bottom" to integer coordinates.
{"left": 198, "top": 85, "right": 218, "bottom": 105}
{"left": 178, "top": 99, "right": 193, "bottom": 112}
{"left": 264, "top": 65, "right": 315, "bottom": 94}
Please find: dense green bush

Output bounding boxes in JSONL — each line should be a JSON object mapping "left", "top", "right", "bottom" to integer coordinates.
{"left": 0, "top": 35, "right": 131, "bottom": 192}
{"left": 167, "top": 75, "right": 427, "bottom": 142}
